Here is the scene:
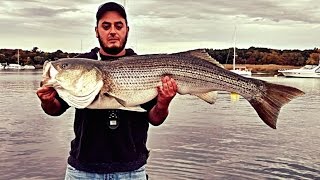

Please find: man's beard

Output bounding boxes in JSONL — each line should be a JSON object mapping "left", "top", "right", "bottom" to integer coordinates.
{"left": 97, "top": 33, "right": 128, "bottom": 55}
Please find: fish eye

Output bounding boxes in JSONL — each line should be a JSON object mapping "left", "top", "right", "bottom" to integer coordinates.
{"left": 61, "top": 63, "right": 68, "bottom": 69}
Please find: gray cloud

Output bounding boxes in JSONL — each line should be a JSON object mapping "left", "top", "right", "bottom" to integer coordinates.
{"left": 130, "top": 0, "right": 320, "bottom": 24}
{"left": 0, "top": 0, "right": 95, "bottom": 37}
{"left": 126, "top": 0, "right": 320, "bottom": 47}
{"left": 12, "top": 7, "right": 79, "bottom": 18}
{"left": 0, "top": 0, "right": 319, "bottom": 52}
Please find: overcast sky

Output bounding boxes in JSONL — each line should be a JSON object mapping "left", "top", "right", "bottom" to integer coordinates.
{"left": 0, "top": 0, "right": 319, "bottom": 54}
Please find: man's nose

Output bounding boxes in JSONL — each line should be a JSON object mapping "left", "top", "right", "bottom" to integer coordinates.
{"left": 110, "top": 26, "right": 116, "bottom": 35}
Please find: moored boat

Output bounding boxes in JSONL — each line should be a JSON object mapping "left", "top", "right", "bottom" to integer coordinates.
{"left": 229, "top": 26, "right": 252, "bottom": 77}
{"left": 4, "top": 64, "right": 24, "bottom": 70}
{"left": 278, "top": 63, "right": 320, "bottom": 78}
{"left": 23, "top": 65, "right": 36, "bottom": 69}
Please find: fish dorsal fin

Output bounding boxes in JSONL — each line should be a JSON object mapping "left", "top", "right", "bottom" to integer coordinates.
{"left": 194, "top": 91, "right": 218, "bottom": 104}
{"left": 171, "top": 49, "right": 225, "bottom": 69}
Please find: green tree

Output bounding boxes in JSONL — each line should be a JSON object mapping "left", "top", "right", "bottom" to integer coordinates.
{"left": 0, "top": 54, "right": 5, "bottom": 62}
{"left": 34, "top": 56, "right": 45, "bottom": 65}
{"left": 25, "top": 57, "right": 34, "bottom": 65}
{"left": 32, "top": 47, "right": 39, "bottom": 53}
{"left": 306, "top": 53, "right": 320, "bottom": 65}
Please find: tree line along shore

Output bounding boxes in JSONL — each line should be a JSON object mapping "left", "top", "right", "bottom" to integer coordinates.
{"left": 0, "top": 47, "right": 319, "bottom": 74}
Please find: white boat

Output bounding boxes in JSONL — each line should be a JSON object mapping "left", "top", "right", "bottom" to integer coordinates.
{"left": 4, "top": 64, "right": 35, "bottom": 70}
{"left": 4, "top": 49, "right": 23, "bottom": 69}
{"left": 229, "top": 26, "right": 252, "bottom": 77}
{"left": 5, "top": 63, "right": 24, "bottom": 70}
{"left": 230, "top": 65, "right": 252, "bottom": 77}
{"left": 3, "top": 49, "right": 36, "bottom": 70}
{"left": 23, "top": 65, "right": 36, "bottom": 69}
{"left": 278, "top": 63, "right": 320, "bottom": 78}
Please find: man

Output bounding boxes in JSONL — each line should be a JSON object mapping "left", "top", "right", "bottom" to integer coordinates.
{"left": 36, "top": 2, "right": 177, "bottom": 179}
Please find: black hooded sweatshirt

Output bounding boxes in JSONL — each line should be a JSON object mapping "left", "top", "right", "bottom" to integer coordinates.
{"left": 58, "top": 48, "right": 156, "bottom": 173}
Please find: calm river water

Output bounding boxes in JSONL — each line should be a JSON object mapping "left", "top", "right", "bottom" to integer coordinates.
{"left": 0, "top": 70, "right": 319, "bottom": 180}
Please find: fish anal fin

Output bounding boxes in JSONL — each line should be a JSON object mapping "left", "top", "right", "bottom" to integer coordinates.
{"left": 194, "top": 91, "right": 218, "bottom": 104}
{"left": 103, "top": 92, "right": 128, "bottom": 107}
{"left": 118, "top": 106, "right": 147, "bottom": 112}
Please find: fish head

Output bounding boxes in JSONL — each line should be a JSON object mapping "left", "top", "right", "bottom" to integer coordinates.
{"left": 41, "top": 58, "right": 103, "bottom": 97}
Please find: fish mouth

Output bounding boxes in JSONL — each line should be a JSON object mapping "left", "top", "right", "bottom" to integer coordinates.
{"left": 40, "top": 61, "right": 58, "bottom": 87}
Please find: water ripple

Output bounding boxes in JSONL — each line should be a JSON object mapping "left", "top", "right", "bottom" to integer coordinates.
{"left": 1, "top": 72, "right": 320, "bottom": 179}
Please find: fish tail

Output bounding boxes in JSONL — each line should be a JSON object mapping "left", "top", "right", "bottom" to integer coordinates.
{"left": 249, "top": 82, "right": 304, "bottom": 129}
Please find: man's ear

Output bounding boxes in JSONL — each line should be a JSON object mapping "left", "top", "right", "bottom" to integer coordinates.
{"left": 95, "top": 26, "right": 98, "bottom": 38}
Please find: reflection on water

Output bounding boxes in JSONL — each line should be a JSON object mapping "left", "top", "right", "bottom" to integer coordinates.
{"left": 0, "top": 70, "right": 75, "bottom": 180}
{"left": 0, "top": 71, "right": 319, "bottom": 179}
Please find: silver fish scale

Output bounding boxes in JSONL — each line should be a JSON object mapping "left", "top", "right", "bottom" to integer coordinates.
{"left": 98, "top": 54, "right": 263, "bottom": 98}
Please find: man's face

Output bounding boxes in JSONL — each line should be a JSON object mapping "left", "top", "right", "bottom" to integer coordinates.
{"left": 95, "top": 11, "right": 129, "bottom": 55}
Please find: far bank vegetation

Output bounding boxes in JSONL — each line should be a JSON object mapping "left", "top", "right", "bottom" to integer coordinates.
{"left": 0, "top": 47, "right": 319, "bottom": 73}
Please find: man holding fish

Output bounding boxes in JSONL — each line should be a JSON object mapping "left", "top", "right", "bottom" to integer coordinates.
{"left": 37, "top": 2, "right": 177, "bottom": 179}
{"left": 37, "top": 1, "right": 306, "bottom": 179}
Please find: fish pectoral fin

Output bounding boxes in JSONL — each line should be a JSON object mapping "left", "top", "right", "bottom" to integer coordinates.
{"left": 194, "top": 91, "right": 218, "bottom": 104}
{"left": 104, "top": 92, "right": 128, "bottom": 107}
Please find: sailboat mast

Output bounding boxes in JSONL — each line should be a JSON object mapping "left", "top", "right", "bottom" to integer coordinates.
{"left": 233, "top": 26, "right": 237, "bottom": 71}
{"left": 17, "top": 49, "right": 19, "bottom": 65}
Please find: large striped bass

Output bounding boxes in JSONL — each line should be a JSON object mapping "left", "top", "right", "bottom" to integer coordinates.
{"left": 40, "top": 49, "right": 304, "bottom": 129}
